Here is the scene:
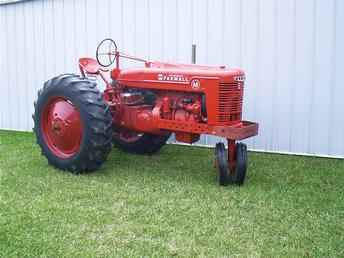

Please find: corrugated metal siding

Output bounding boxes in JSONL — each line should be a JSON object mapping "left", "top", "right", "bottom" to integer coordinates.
{"left": 0, "top": 0, "right": 343, "bottom": 157}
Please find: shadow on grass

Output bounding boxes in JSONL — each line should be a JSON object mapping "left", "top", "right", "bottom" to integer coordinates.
{"left": 84, "top": 144, "right": 219, "bottom": 187}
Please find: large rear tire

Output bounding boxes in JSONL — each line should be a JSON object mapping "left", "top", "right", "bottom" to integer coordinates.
{"left": 33, "top": 74, "right": 113, "bottom": 173}
{"left": 113, "top": 130, "right": 170, "bottom": 154}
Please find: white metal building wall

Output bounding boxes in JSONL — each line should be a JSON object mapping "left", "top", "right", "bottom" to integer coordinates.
{"left": 0, "top": 0, "right": 343, "bottom": 158}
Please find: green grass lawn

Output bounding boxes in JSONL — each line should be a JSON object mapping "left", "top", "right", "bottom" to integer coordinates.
{"left": 0, "top": 130, "right": 343, "bottom": 258}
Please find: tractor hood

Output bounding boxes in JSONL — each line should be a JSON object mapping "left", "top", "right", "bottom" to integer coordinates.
{"left": 117, "top": 61, "right": 245, "bottom": 84}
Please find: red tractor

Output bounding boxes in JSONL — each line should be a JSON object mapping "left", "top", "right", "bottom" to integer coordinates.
{"left": 33, "top": 39, "right": 258, "bottom": 186}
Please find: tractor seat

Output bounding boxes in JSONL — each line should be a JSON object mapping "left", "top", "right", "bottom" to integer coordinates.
{"left": 79, "top": 57, "right": 102, "bottom": 74}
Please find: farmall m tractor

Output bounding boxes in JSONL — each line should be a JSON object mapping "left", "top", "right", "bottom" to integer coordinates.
{"left": 33, "top": 39, "right": 258, "bottom": 186}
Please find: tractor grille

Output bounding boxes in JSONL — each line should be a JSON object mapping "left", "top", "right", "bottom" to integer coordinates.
{"left": 217, "top": 82, "right": 244, "bottom": 123}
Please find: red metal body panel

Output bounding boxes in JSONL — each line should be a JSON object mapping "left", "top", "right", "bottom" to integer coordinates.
{"left": 116, "top": 63, "right": 244, "bottom": 93}
{"left": 116, "top": 62, "right": 244, "bottom": 126}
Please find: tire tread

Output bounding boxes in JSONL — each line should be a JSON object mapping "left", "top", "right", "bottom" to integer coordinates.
{"left": 33, "top": 74, "right": 112, "bottom": 173}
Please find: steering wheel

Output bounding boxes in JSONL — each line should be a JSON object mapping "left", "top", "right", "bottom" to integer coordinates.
{"left": 96, "top": 38, "right": 118, "bottom": 67}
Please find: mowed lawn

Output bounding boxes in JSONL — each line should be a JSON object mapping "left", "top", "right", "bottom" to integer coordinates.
{"left": 0, "top": 130, "right": 343, "bottom": 258}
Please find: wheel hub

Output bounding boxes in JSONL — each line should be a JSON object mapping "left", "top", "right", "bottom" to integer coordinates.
{"left": 41, "top": 97, "right": 83, "bottom": 158}
{"left": 52, "top": 118, "right": 63, "bottom": 134}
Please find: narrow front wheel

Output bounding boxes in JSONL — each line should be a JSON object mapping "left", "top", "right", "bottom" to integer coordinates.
{"left": 215, "top": 142, "right": 230, "bottom": 186}
{"left": 229, "top": 143, "right": 248, "bottom": 185}
{"left": 215, "top": 142, "right": 248, "bottom": 186}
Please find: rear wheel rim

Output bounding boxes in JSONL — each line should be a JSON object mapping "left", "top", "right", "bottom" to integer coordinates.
{"left": 41, "top": 97, "right": 83, "bottom": 159}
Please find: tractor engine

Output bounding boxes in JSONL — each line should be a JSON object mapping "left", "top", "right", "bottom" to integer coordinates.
{"left": 107, "top": 62, "right": 247, "bottom": 146}
{"left": 111, "top": 88, "right": 204, "bottom": 143}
